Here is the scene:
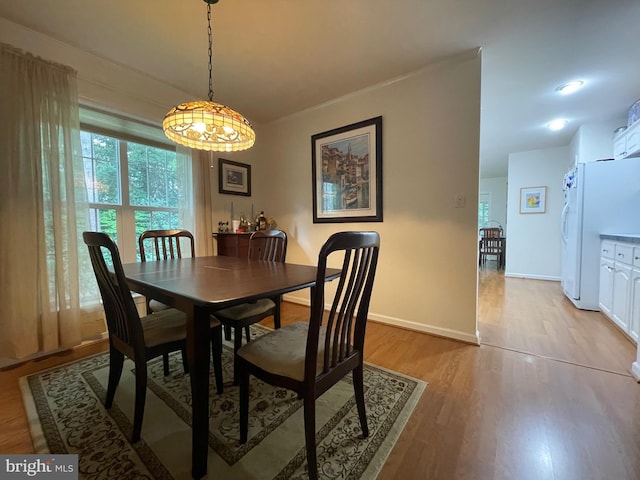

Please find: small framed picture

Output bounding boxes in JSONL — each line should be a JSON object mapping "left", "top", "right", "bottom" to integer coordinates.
{"left": 218, "top": 159, "right": 251, "bottom": 196}
{"left": 520, "top": 186, "right": 546, "bottom": 214}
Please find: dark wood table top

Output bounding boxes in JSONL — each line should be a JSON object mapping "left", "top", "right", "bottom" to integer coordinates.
{"left": 122, "top": 255, "right": 340, "bottom": 311}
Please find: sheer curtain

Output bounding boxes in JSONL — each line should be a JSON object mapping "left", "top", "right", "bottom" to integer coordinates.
{"left": 179, "top": 147, "right": 215, "bottom": 256}
{"left": 0, "top": 43, "right": 88, "bottom": 364}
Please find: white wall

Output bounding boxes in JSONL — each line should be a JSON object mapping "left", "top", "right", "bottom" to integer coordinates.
{"left": 503, "top": 119, "right": 625, "bottom": 280}
{"left": 257, "top": 51, "right": 483, "bottom": 343}
{"left": 506, "top": 146, "right": 568, "bottom": 280}
{"left": 570, "top": 118, "right": 626, "bottom": 166}
{"left": 479, "top": 177, "right": 507, "bottom": 232}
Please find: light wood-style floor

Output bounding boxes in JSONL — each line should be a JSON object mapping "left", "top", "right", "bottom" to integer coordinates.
{"left": 2, "top": 266, "right": 639, "bottom": 479}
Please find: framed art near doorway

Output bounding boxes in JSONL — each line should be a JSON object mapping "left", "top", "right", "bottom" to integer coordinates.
{"left": 520, "top": 186, "right": 546, "bottom": 213}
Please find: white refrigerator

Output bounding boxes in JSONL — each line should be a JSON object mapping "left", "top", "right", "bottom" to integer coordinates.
{"left": 561, "top": 157, "right": 640, "bottom": 310}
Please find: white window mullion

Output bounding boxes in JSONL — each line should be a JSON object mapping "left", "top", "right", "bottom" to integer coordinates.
{"left": 119, "top": 141, "right": 137, "bottom": 263}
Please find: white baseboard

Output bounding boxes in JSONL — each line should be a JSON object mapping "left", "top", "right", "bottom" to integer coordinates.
{"left": 632, "top": 362, "right": 640, "bottom": 382}
{"left": 282, "top": 294, "right": 480, "bottom": 345}
{"left": 504, "top": 272, "right": 561, "bottom": 281}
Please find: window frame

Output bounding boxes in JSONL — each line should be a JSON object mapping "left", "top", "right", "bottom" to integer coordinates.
{"left": 81, "top": 125, "right": 180, "bottom": 264}
{"left": 478, "top": 192, "right": 491, "bottom": 230}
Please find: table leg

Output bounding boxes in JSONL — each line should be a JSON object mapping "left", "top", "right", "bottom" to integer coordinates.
{"left": 187, "top": 305, "right": 211, "bottom": 479}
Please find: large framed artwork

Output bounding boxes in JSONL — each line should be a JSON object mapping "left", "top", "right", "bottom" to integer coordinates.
{"left": 218, "top": 158, "right": 251, "bottom": 196}
{"left": 311, "top": 116, "right": 383, "bottom": 223}
{"left": 519, "top": 186, "right": 546, "bottom": 213}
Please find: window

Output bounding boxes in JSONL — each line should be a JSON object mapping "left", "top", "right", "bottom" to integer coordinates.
{"left": 478, "top": 192, "right": 490, "bottom": 229}
{"left": 81, "top": 130, "right": 183, "bottom": 262}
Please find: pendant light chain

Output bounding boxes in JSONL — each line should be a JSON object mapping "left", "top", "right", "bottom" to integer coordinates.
{"left": 207, "top": 2, "right": 214, "bottom": 101}
{"left": 162, "top": 0, "right": 255, "bottom": 152}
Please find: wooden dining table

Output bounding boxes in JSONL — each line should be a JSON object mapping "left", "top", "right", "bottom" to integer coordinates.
{"left": 121, "top": 255, "right": 340, "bottom": 479}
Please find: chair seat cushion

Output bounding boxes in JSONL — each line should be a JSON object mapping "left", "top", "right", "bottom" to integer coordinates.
{"left": 237, "top": 322, "right": 326, "bottom": 381}
{"left": 215, "top": 298, "right": 276, "bottom": 321}
{"left": 141, "top": 309, "right": 186, "bottom": 348}
{"left": 142, "top": 309, "right": 220, "bottom": 348}
{"left": 148, "top": 299, "right": 171, "bottom": 312}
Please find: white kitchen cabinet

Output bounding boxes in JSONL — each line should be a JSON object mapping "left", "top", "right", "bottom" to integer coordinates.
{"left": 629, "top": 268, "right": 640, "bottom": 342}
{"left": 599, "top": 238, "right": 638, "bottom": 343}
{"left": 599, "top": 241, "right": 615, "bottom": 317}
{"left": 612, "top": 261, "right": 631, "bottom": 332}
{"left": 627, "top": 246, "right": 640, "bottom": 343}
{"left": 613, "top": 121, "right": 640, "bottom": 160}
{"left": 599, "top": 256, "right": 614, "bottom": 318}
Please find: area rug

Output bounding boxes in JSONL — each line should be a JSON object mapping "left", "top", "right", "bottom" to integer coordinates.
{"left": 20, "top": 325, "right": 426, "bottom": 479}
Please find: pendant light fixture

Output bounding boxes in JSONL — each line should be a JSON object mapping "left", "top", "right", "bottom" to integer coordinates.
{"left": 163, "top": 0, "right": 255, "bottom": 152}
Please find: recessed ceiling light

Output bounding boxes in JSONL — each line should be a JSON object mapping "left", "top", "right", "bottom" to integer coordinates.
{"left": 555, "top": 81, "right": 584, "bottom": 95}
{"left": 547, "top": 119, "right": 569, "bottom": 131}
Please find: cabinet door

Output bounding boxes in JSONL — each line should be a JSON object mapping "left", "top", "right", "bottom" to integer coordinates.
{"left": 237, "top": 234, "right": 250, "bottom": 258}
{"left": 614, "top": 134, "right": 627, "bottom": 160}
{"left": 626, "top": 122, "right": 640, "bottom": 158}
{"left": 630, "top": 269, "right": 640, "bottom": 343}
{"left": 612, "top": 262, "right": 632, "bottom": 332}
{"left": 214, "top": 233, "right": 251, "bottom": 257}
{"left": 599, "top": 256, "right": 615, "bottom": 318}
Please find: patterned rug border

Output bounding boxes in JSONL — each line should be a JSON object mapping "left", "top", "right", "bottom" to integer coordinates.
{"left": 19, "top": 343, "right": 426, "bottom": 480}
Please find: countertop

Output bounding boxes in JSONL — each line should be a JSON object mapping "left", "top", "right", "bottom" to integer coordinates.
{"left": 600, "top": 233, "right": 640, "bottom": 243}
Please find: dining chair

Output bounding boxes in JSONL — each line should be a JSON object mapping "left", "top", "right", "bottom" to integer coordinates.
{"left": 139, "top": 229, "right": 201, "bottom": 376}
{"left": 215, "top": 229, "right": 288, "bottom": 384}
{"left": 83, "top": 231, "right": 223, "bottom": 442}
{"left": 479, "top": 236, "right": 505, "bottom": 269}
{"left": 138, "top": 229, "right": 195, "bottom": 314}
{"left": 236, "top": 231, "right": 380, "bottom": 480}
{"left": 479, "top": 227, "right": 502, "bottom": 238}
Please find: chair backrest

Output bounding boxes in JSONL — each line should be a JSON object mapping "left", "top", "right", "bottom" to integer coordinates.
{"left": 248, "top": 230, "right": 287, "bottom": 262}
{"left": 480, "top": 227, "right": 502, "bottom": 238}
{"left": 306, "top": 231, "right": 380, "bottom": 381}
{"left": 83, "top": 231, "right": 144, "bottom": 356}
{"left": 480, "top": 237, "right": 503, "bottom": 253}
{"left": 138, "top": 229, "right": 195, "bottom": 262}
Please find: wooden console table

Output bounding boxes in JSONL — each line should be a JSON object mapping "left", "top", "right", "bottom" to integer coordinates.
{"left": 212, "top": 232, "right": 252, "bottom": 257}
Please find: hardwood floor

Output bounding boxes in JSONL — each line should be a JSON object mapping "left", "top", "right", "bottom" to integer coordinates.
{"left": 1, "top": 268, "right": 639, "bottom": 479}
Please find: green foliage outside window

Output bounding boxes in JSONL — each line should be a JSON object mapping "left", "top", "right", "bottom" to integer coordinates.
{"left": 81, "top": 130, "right": 180, "bottom": 254}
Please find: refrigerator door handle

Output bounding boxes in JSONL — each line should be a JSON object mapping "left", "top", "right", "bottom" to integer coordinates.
{"left": 561, "top": 202, "right": 569, "bottom": 245}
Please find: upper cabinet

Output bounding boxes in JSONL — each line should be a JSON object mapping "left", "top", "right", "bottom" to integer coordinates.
{"left": 570, "top": 120, "right": 621, "bottom": 168}
{"left": 614, "top": 121, "right": 640, "bottom": 161}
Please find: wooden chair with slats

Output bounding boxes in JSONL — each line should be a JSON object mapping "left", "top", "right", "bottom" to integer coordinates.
{"left": 138, "top": 228, "right": 225, "bottom": 389}
{"left": 138, "top": 229, "right": 195, "bottom": 314}
{"left": 479, "top": 227, "right": 505, "bottom": 269}
{"left": 215, "top": 229, "right": 288, "bottom": 384}
{"left": 237, "top": 231, "right": 380, "bottom": 480}
{"left": 479, "top": 227, "right": 502, "bottom": 238}
{"left": 83, "top": 231, "right": 223, "bottom": 443}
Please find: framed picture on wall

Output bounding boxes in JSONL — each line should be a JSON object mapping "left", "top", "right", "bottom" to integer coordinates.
{"left": 520, "top": 186, "right": 546, "bottom": 213}
{"left": 311, "top": 116, "right": 383, "bottom": 223}
{"left": 218, "top": 158, "right": 251, "bottom": 196}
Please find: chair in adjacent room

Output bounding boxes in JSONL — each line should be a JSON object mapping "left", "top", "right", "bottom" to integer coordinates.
{"left": 479, "top": 227, "right": 502, "bottom": 239}
{"left": 478, "top": 226, "right": 505, "bottom": 269}
{"left": 214, "top": 229, "right": 288, "bottom": 384}
{"left": 479, "top": 236, "right": 505, "bottom": 269}
{"left": 236, "top": 231, "right": 380, "bottom": 480}
{"left": 83, "top": 231, "right": 223, "bottom": 443}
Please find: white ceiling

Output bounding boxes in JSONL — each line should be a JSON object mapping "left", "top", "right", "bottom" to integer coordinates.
{"left": 1, "top": 0, "right": 638, "bottom": 177}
